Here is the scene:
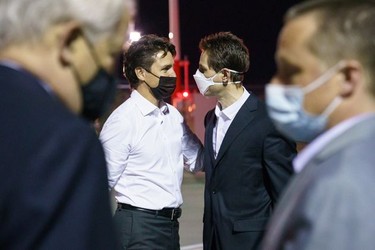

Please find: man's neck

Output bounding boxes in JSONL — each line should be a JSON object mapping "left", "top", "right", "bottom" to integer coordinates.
{"left": 136, "top": 83, "right": 159, "bottom": 106}
{"left": 217, "top": 86, "right": 244, "bottom": 110}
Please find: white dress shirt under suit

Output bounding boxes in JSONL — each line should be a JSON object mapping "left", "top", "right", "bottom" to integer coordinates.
{"left": 213, "top": 88, "right": 250, "bottom": 158}
{"left": 99, "top": 90, "right": 203, "bottom": 210}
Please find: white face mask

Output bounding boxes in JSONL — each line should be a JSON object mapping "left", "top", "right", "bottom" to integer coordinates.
{"left": 193, "top": 69, "right": 220, "bottom": 95}
{"left": 193, "top": 68, "right": 242, "bottom": 95}
{"left": 265, "top": 61, "right": 345, "bottom": 142}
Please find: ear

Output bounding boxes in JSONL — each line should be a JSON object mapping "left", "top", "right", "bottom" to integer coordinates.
{"left": 58, "top": 21, "right": 82, "bottom": 66}
{"left": 135, "top": 67, "right": 146, "bottom": 81}
{"left": 339, "top": 60, "right": 362, "bottom": 98}
{"left": 222, "top": 69, "right": 229, "bottom": 85}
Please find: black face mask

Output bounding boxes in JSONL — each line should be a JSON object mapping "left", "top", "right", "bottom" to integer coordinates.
{"left": 144, "top": 69, "right": 177, "bottom": 100}
{"left": 80, "top": 68, "right": 117, "bottom": 121}
{"left": 71, "top": 34, "right": 117, "bottom": 121}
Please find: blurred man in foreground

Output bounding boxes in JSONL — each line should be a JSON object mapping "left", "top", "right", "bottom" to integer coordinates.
{"left": 0, "top": 0, "right": 134, "bottom": 248}
{"left": 263, "top": 0, "right": 375, "bottom": 249}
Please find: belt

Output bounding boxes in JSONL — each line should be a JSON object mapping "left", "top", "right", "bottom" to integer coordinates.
{"left": 118, "top": 203, "right": 182, "bottom": 221}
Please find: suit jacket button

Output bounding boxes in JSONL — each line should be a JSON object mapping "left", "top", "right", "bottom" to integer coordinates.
{"left": 212, "top": 190, "right": 216, "bottom": 194}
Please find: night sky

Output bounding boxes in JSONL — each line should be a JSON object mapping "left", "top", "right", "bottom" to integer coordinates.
{"left": 133, "top": 0, "right": 301, "bottom": 90}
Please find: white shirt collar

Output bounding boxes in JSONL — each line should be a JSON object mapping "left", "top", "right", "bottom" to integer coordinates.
{"left": 131, "top": 90, "right": 169, "bottom": 116}
{"left": 215, "top": 87, "right": 250, "bottom": 120}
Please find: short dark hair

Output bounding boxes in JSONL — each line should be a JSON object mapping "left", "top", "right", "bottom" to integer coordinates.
{"left": 123, "top": 34, "right": 176, "bottom": 88}
{"left": 199, "top": 32, "right": 250, "bottom": 83}
{"left": 286, "top": 0, "right": 375, "bottom": 95}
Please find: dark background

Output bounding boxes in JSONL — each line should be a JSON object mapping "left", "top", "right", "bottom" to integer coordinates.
{"left": 132, "top": 0, "right": 302, "bottom": 90}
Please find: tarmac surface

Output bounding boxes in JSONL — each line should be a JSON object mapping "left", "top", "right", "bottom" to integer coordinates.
{"left": 179, "top": 172, "right": 205, "bottom": 250}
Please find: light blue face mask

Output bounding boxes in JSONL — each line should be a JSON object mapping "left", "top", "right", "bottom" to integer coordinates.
{"left": 265, "top": 61, "right": 345, "bottom": 143}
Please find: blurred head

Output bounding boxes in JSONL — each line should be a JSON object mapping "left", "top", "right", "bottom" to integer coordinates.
{"left": 265, "top": 0, "right": 375, "bottom": 142}
{"left": 275, "top": 0, "right": 375, "bottom": 114}
{"left": 123, "top": 34, "right": 176, "bottom": 89}
{"left": 282, "top": 0, "right": 375, "bottom": 96}
{"left": 0, "top": 0, "right": 133, "bottom": 50}
{"left": 195, "top": 32, "right": 249, "bottom": 96}
{"left": 0, "top": 0, "right": 135, "bottom": 117}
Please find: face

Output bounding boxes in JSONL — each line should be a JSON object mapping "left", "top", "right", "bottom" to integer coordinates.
{"left": 60, "top": 8, "right": 133, "bottom": 114}
{"left": 144, "top": 51, "right": 176, "bottom": 87}
{"left": 68, "top": 7, "right": 133, "bottom": 86}
{"left": 198, "top": 51, "right": 224, "bottom": 96}
{"left": 94, "top": 14, "right": 133, "bottom": 74}
{"left": 273, "top": 13, "right": 343, "bottom": 115}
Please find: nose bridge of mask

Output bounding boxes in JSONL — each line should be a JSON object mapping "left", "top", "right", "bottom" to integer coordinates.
{"left": 302, "top": 61, "right": 345, "bottom": 94}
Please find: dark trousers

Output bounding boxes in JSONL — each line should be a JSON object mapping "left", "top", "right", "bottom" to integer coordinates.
{"left": 113, "top": 206, "right": 180, "bottom": 250}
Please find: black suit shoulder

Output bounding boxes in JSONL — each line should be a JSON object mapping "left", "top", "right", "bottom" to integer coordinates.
{"left": 0, "top": 65, "right": 118, "bottom": 249}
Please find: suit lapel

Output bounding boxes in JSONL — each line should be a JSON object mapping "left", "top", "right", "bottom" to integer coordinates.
{"left": 205, "top": 111, "right": 217, "bottom": 165}
{"left": 214, "top": 95, "right": 258, "bottom": 165}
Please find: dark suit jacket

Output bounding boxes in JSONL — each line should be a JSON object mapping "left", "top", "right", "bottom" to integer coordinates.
{"left": 202, "top": 93, "right": 296, "bottom": 250}
{"left": 0, "top": 64, "right": 118, "bottom": 249}
{"left": 262, "top": 116, "right": 375, "bottom": 250}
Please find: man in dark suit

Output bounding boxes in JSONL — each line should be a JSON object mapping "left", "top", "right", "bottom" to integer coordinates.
{"left": 193, "top": 32, "right": 296, "bottom": 250}
{"left": 0, "top": 0, "right": 134, "bottom": 248}
{"left": 262, "top": 0, "right": 375, "bottom": 249}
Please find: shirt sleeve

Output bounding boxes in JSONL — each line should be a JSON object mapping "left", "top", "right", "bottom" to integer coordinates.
{"left": 99, "top": 114, "right": 131, "bottom": 189}
{"left": 181, "top": 121, "right": 204, "bottom": 173}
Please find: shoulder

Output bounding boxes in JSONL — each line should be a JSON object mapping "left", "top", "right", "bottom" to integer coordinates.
{"left": 102, "top": 99, "right": 136, "bottom": 130}
{"left": 245, "top": 93, "right": 267, "bottom": 114}
{"left": 166, "top": 103, "right": 183, "bottom": 121}
{"left": 293, "top": 154, "right": 375, "bottom": 221}
{"left": 243, "top": 94, "right": 275, "bottom": 128}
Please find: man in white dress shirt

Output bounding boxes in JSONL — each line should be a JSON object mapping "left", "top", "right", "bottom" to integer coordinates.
{"left": 263, "top": 0, "right": 375, "bottom": 249}
{"left": 99, "top": 34, "right": 203, "bottom": 250}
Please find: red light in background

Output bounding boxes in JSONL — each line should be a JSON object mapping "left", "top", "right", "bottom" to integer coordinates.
{"left": 182, "top": 91, "right": 189, "bottom": 98}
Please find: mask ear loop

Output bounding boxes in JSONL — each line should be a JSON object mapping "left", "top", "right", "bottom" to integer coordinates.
{"left": 141, "top": 68, "right": 160, "bottom": 94}
{"left": 72, "top": 31, "right": 104, "bottom": 84}
{"left": 302, "top": 61, "right": 346, "bottom": 119}
{"left": 143, "top": 68, "right": 161, "bottom": 79}
{"left": 80, "top": 31, "right": 105, "bottom": 74}
{"left": 221, "top": 68, "right": 245, "bottom": 85}
{"left": 302, "top": 61, "right": 346, "bottom": 94}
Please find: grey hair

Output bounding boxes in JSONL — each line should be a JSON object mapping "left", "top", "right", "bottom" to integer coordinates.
{"left": 0, "top": 0, "right": 134, "bottom": 49}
